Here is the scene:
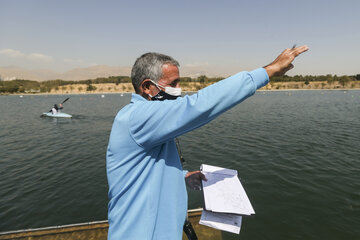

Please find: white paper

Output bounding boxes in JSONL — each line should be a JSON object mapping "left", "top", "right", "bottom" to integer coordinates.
{"left": 201, "top": 164, "right": 255, "bottom": 215}
{"left": 199, "top": 210, "right": 242, "bottom": 234}
{"left": 201, "top": 164, "right": 238, "bottom": 176}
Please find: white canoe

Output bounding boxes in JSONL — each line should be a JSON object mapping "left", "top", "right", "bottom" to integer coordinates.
{"left": 41, "top": 112, "right": 72, "bottom": 118}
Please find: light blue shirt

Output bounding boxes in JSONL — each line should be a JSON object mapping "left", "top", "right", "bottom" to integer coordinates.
{"left": 106, "top": 68, "right": 269, "bottom": 240}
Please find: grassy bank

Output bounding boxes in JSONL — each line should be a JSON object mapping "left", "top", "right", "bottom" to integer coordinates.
{"left": 37, "top": 80, "right": 359, "bottom": 94}
{"left": 1, "top": 79, "right": 360, "bottom": 95}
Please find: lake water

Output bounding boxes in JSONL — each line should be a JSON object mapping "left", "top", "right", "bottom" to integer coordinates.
{"left": 0, "top": 91, "right": 359, "bottom": 240}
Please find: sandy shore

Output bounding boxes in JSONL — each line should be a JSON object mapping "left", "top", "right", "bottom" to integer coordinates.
{"left": 3, "top": 81, "right": 360, "bottom": 95}
{"left": 46, "top": 81, "right": 360, "bottom": 94}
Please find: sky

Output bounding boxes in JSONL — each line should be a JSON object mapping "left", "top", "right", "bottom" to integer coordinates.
{"left": 0, "top": 0, "right": 359, "bottom": 76}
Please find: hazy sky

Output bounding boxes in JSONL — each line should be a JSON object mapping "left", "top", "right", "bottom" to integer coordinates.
{"left": 1, "top": 0, "right": 359, "bottom": 76}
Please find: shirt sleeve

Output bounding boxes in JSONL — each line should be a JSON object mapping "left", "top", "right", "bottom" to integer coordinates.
{"left": 129, "top": 68, "right": 269, "bottom": 148}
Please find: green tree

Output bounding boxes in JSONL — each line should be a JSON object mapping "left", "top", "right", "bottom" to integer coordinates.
{"left": 338, "top": 76, "right": 350, "bottom": 87}
{"left": 326, "top": 74, "right": 334, "bottom": 84}
{"left": 197, "top": 75, "right": 207, "bottom": 84}
{"left": 6, "top": 85, "right": 19, "bottom": 93}
{"left": 18, "top": 86, "right": 25, "bottom": 92}
{"left": 86, "top": 84, "right": 97, "bottom": 91}
{"left": 40, "top": 86, "right": 50, "bottom": 92}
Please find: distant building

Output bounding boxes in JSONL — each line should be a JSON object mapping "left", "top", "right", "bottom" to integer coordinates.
{"left": 25, "top": 89, "right": 41, "bottom": 93}
{"left": 5, "top": 76, "right": 17, "bottom": 81}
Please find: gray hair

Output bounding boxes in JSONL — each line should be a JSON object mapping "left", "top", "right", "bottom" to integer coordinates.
{"left": 131, "top": 52, "right": 180, "bottom": 93}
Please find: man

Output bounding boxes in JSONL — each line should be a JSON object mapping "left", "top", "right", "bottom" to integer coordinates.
{"left": 106, "top": 46, "right": 309, "bottom": 240}
{"left": 51, "top": 103, "right": 63, "bottom": 115}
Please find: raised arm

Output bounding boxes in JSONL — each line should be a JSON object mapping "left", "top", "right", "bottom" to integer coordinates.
{"left": 130, "top": 46, "right": 309, "bottom": 148}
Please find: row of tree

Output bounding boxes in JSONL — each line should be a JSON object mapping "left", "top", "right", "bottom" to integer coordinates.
{"left": 1, "top": 74, "right": 359, "bottom": 94}
{"left": 271, "top": 74, "right": 360, "bottom": 83}
{"left": 0, "top": 76, "right": 131, "bottom": 93}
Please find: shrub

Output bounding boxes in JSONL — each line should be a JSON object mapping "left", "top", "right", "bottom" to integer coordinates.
{"left": 86, "top": 84, "right": 97, "bottom": 91}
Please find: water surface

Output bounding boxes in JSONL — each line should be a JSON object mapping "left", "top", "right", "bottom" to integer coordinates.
{"left": 0, "top": 91, "right": 359, "bottom": 240}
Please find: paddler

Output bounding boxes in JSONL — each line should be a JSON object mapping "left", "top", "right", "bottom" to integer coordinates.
{"left": 51, "top": 103, "right": 63, "bottom": 115}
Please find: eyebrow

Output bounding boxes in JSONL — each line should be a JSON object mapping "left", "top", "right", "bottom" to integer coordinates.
{"left": 170, "top": 79, "right": 180, "bottom": 85}
{"left": 158, "top": 78, "right": 180, "bottom": 86}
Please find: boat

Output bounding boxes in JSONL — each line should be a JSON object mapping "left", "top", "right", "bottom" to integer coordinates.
{"left": 41, "top": 112, "right": 72, "bottom": 118}
{"left": 0, "top": 208, "right": 222, "bottom": 240}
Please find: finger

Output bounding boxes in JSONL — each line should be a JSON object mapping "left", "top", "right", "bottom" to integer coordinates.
{"left": 186, "top": 170, "right": 200, "bottom": 178}
{"left": 292, "top": 45, "right": 309, "bottom": 57}
{"left": 282, "top": 48, "right": 292, "bottom": 55}
{"left": 200, "top": 173, "right": 208, "bottom": 181}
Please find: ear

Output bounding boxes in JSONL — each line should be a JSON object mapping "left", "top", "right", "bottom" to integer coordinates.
{"left": 140, "top": 79, "right": 152, "bottom": 95}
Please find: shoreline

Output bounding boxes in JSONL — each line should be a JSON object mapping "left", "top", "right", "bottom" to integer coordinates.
{"left": 3, "top": 88, "right": 360, "bottom": 96}
{"left": 2, "top": 81, "right": 360, "bottom": 96}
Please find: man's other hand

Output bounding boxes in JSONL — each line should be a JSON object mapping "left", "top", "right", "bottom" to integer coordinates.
{"left": 264, "top": 45, "right": 309, "bottom": 78}
{"left": 185, "top": 171, "right": 207, "bottom": 190}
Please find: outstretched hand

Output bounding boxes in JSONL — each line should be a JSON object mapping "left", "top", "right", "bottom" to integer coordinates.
{"left": 185, "top": 170, "right": 207, "bottom": 190}
{"left": 264, "top": 45, "right": 309, "bottom": 78}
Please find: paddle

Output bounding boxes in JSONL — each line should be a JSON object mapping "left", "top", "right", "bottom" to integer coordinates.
{"left": 61, "top": 97, "right": 70, "bottom": 104}
{"left": 41, "top": 97, "right": 70, "bottom": 117}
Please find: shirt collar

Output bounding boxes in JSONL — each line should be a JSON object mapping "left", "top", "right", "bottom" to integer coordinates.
{"left": 130, "top": 93, "right": 147, "bottom": 103}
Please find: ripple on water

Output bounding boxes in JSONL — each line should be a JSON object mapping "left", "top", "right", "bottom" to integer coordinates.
{"left": 0, "top": 92, "right": 359, "bottom": 239}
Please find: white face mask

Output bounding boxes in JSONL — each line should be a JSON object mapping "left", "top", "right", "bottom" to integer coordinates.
{"left": 150, "top": 80, "right": 182, "bottom": 97}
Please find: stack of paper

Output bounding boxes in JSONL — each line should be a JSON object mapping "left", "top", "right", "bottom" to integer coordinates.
{"left": 199, "top": 164, "right": 255, "bottom": 234}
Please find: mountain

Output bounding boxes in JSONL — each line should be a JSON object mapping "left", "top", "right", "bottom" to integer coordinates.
{"left": 181, "top": 66, "right": 225, "bottom": 78}
{"left": 60, "top": 65, "right": 131, "bottom": 80}
{"left": 0, "top": 65, "right": 225, "bottom": 81}
{"left": 0, "top": 66, "right": 57, "bottom": 81}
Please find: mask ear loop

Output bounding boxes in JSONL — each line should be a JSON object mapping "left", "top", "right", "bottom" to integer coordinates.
{"left": 148, "top": 80, "right": 161, "bottom": 99}
{"left": 149, "top": 80, "right": 162, "bottom": 91}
